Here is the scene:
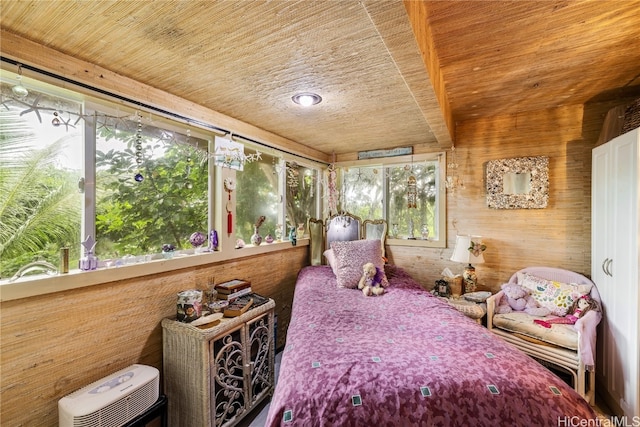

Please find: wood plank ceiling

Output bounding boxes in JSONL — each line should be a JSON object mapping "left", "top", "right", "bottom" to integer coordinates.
{"left": 1, "top": 0, "right": 639, "bottom": 158}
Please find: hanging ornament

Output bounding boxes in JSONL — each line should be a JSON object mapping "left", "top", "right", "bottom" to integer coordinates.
{"left": 445, "top": 145, "right": 463, "bottom": 191}
{"left": 287, "top": 161, "right": 299, "bottom": 191}
{"left": 407, "top": 175, "right": 417, "bottom": 208}
{"left": 224, "top": 177, "right": 236, "bottom": 234}
{"left": 134, "top": 111, "right": 144, "bottom": 182}
{"left": 184, "top": 129, "right": 193, "bottom": 189}
{"left": 327, "top": 154, "right": 338, "bottom": 215}
{"left": 11, "top": 64, "right": 29, "bottom": 99}
{"left": 51, "top": 112, "right": 61, "bottom": 127}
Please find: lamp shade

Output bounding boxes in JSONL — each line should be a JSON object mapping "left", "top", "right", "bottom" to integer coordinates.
{"left": 450, "top": 235, "right": 485, "bottom": 265}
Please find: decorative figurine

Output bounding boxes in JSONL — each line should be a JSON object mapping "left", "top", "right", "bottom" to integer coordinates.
{"left": 79, "top": 235, "right": 98, "bottom": 271}
{"left": 289, "top": 226, "right": 297, "bottom": 246}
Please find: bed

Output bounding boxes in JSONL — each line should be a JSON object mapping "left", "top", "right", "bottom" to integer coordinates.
{"left": 265, "top": 215, "right": 598, "bottom": 426}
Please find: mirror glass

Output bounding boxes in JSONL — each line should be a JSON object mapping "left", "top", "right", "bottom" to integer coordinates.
{"left": 503, "top": 172, "right": 531, "bottom": 194}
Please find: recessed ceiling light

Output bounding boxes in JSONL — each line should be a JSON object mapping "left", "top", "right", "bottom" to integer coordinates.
{"left": 292, "top": 92, "right": 322, "bottom": 107}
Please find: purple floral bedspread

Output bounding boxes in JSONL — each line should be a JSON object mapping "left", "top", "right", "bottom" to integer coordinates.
{"left": 265, "top": 265, "right": 598, "bottom": 426}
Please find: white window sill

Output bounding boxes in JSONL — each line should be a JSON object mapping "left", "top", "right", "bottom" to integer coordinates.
{"left": 0, "top": 239, "right": 307, "bottom": 302}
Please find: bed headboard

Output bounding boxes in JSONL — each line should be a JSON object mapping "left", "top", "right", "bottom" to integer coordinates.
{"left": 362, "top": 219, "right": 387, "bottom": 258}
{"left": 326, "top": 213, "right": 361, "bottom": 250}
{"left": 307, "top": 213, "right": 388, "bottom": 266}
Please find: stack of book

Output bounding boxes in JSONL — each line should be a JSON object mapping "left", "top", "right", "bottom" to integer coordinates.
{"left": 214, "top": 279, "right": 252, "bottom": 301}
{"left": 222, "top": 292, "right": 270, "bottom": 317}
{"left": 223, "top": 295, "right": 254, "bottom": 317}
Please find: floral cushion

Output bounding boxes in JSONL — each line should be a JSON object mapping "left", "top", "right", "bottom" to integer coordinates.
{"left": 493, "top": 312, "right": 578, "bottom": 350}
{"left": 331, "top": 239, "right": 387, "bottom": 289}
{"left": 518, "top": 273, "right": 592, "bottom": 316}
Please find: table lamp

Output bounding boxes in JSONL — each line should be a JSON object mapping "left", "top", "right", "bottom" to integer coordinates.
{"left": 450, "top": 235, "right": 485, "bottom": 293}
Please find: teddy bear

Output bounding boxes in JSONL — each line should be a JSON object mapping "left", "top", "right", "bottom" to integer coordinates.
{"left": 495, "top": 282, "right": 550, "bottom": 316}
{"left": 358, "top": 262, "right": 386, "bottom": 296}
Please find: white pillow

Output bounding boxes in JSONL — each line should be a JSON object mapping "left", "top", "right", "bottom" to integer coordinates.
{"left": 323, "top": 249, "right": 337, "bottom": 276}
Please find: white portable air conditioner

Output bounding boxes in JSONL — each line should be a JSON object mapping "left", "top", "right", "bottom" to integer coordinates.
{"left": 59, "top": 364, "right": 159, "bottom": 427}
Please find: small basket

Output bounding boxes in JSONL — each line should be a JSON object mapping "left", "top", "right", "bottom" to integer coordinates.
{"left": 446, "top": 276, "right": 463, "bottom": 298}
{"left": 622, "top": 98, "right": 640, "bottom": 133}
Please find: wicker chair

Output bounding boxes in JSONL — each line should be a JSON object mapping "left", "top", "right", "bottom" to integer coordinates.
{"left": 486, "top": 267, "right": 601, "bottom": 405}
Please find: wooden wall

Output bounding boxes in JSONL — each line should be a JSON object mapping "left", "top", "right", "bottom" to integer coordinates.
{"left": 0, "top": 247, "right": 306, "bottom": 426}
{"left": 389, "top": 100, "right": 627, "bottom": 293}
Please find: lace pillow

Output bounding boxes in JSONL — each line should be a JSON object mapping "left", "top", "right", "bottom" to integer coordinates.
{"left": 518, "top": 273, "right": 592, "bottom": 316}
{"left": 331, "top": 239, "right": 387, "bottom": 289}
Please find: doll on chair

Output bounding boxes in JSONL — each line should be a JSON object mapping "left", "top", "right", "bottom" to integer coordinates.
{"left": 534, "top": 295, "right": 600, "bottom": 328}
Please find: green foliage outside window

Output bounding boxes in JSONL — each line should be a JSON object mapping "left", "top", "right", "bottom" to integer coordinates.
{"left": 342, "top": 163, "right": 438, "bottom": 239}
{"left": 235, "top": 156, "right": 319, "bottom": 243}
{"left": 285, "top": 162, "right": 318, "bottom": 237}
{"left": 0, "top": 88, "right": 82, "bottom": 279}
{"left": 387, "top": 164, "right": 437, "bottom": 239}
{"left": 95, "top": 118, "right": 209, "bottom": 258}
{"left": 235, "top": 150, "right": 279, "bottom": 243}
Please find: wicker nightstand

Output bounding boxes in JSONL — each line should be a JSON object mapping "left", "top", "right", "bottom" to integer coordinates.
{"left": 162, "top": 298, "right": 275, "bottom": 427}
{"left": 439, "top": 295, "right": 489, "bottom": 324}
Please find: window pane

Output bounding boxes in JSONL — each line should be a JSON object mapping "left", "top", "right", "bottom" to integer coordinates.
{"left": 388, "top": 162, "right": 438, "bottom": 239}
{"left": 342, "top": 166, "right": 383, "bottom": 219}
{"left": 95, "top": 116, "right": 209, "bottom": 258}
{"left": 235, "top": 149, "right": 279, "bottom": 244}
{"left": 285, "top": 161, "right": 318, "bottom": 237}
{"left": 0, "top": 83, "right": 83, "bottom": 278}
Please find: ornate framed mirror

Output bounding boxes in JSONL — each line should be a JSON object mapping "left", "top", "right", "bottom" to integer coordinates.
{"left": 486, "top": 156, "right": 549, "bottom": 209}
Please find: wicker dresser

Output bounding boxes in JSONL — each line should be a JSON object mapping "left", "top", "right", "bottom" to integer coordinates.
{"left": 162, "top": 299, "right": 275, "bottom": 427}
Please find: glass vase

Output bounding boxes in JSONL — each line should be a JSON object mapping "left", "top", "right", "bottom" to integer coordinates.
{"left": 251, "top": 227, "right": 263, "bottom": 246}
{"left": 421, "top": 224, "right": 429, "bottom": 240}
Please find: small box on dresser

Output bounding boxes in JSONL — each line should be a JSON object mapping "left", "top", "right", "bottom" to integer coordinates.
{"left": 162, "top": 298, "right": 275, "bottom": 427}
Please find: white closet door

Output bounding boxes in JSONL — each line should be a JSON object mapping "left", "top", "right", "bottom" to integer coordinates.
{"left": 593, "top": 128, "right": 639, "bottom": 418}
{"left": 609, "top": 132, "right": 639, "bottom": 417}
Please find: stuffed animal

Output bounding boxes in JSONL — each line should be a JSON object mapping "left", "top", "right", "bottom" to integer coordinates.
{"left": 534, "top": 295, "right": 600, "bottom": 328}
{"left": 358, "top": 262, "right": 385, "bottom": 296}
{"left": 495, "top": 282, "right": 550, "bottom": 316}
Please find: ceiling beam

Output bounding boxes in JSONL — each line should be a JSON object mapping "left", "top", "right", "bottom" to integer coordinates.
{"left": 402, "top": 0, "right": 455, "bottom": 146}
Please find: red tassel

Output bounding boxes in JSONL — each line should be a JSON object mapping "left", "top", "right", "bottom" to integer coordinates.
{"left": 227, "top": 212, "right": 232, "bottom": 234}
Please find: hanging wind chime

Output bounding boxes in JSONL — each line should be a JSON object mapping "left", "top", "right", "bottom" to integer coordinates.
{"left": 224, "top": 176, "right": 236, "bottom": 234}
{"left": 407, "top": 158, "right": 417, "bottom": 210}
{"left": 134, "top": 111, "right": 144, "bottom": 182}
{"left": 184, "top": 129, "right": 193, "bottom": 189}
{"left": 407, "top": 175, "right": 417, "bottom": 208}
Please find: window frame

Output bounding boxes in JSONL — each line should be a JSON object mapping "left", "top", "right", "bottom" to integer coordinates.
{"left": 335, "top": 152, "right": 447, "bottom": 248}
{"left": 0, "top": 65, "right": 323, "bottom": 297}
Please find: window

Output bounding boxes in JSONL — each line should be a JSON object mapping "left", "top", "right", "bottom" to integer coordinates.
{"left": 1, "top": 68, "right": 322, "bottom": 282}
{"left": 95, "top": 112, "right": 210, "bottom": 258}
{"left": 0, "top": 82, "right": 83, "bottom": 278}
{"left": 235, "top": 148, "right": 279, "bottom": 244}
{"left": 340, "top": 154, "right": 445, "bottom": 247}
{"left": 387, "top": 162, "right": 438, "bottom": 240}
{"left": 235, "top": 153, "right": 322, "bottom": 244}
{"left": 285, "top": 161, "right": 319, "bottom": 237}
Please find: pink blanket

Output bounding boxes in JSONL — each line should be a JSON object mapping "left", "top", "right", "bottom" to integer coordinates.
{"left": 266, "top": 265, "right": 598, "bottom": 426}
